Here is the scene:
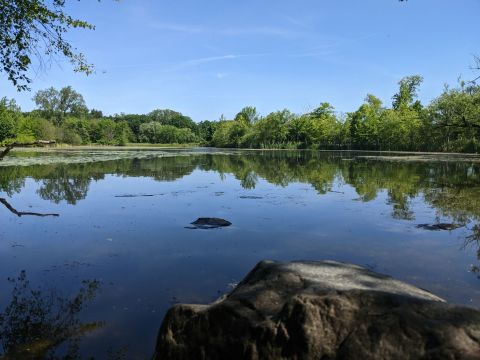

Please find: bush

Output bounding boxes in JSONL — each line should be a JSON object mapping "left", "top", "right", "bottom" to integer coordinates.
{"left": 59, "top": 128, "right": 83, "bottom": 145}
{"left": 139, "top": 122, "right": 197, "bottom": 144}
{"left": 0, "top": 98, "right": 20, "bottom": 142}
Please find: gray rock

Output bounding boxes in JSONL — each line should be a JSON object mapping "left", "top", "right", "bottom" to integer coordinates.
{"left": 188, "top": 218, "right": 232, "bottom": 229}
{"left": 154, "top": 260, "right": 480, "bottom": 360}
{"left": 417, "top": 223, "right": 464, "bottom": 231}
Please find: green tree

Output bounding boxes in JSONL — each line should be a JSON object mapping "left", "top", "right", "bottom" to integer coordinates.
{"left": 0, "top": 0, "right": 94, "bottom": 90}
{"left": 307, "top": 103, "right": 341, "bottom": 148}
{"left": 0, "top": 97, "right": 20, "bottom": 142}
{"left": 308, "top": 102, "right": 335, "bottom": 118}
{"left": 234, "top": 106, "right": 259, "bottom": 124}
{"left": 427, "top": 83, "right": 480, "bottom": 152}
{"left": 138, "top": 122, "right": 196, "bottom": 144}
{"left": 378, "top": 108, "right": 422, "bottom": 151}
{"left": 249, "top": 110, "right": 293, "bottom": 147}
{"left": 33, "top": 86, "right": 88, "bottom": 125}
{"left": 211, "top": 120, "right": 249, "bottom": 148}
{"left": 197, "top": 120, "right": 218, "bottom": 144}
{"left": 348, "top": 95, "right": 383, "bottom": 149}
{"left": 288, "top": 103, "right": 340, "bottom": 149}
{"left": 92, "top": 119, "right": 130, "bottom": 145}
{"left": 112, "top": 113, "right": 152, "bottom": 142}
{"left": 61, "top": 118, "right": 93, "bottom": 144}
{"left": 29, "top": 117, "right": 57, "bottom": 141}
{"left": 392, "top": 75, "right": 423, "bottom": 110}
{"left": 148, "top": 109, "right": 197, "bottom": 132}
{"left": 89, "top": 109, "right": 103, "bottom": 119}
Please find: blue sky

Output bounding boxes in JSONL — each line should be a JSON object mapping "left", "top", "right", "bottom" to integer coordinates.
{"left": 2, "top": 0, "right": 479, "bottom": 121}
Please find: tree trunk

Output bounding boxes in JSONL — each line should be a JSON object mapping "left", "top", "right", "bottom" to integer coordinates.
{"left": 0, "top": 140, "right": 56, "bottom": 160}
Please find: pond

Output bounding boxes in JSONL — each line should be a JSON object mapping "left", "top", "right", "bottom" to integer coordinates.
{"left": 1, "top": 149, "right": 479, "bottom": 359}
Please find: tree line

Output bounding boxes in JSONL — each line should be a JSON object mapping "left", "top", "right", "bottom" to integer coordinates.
{"left": 1, "top": 75, "right": 480, "bottom": 152}
{"left": 209, "top": 76, "right": 480, "bottom": 153}
{"left": 0, "top": 87, "right": 200, "bottom": 146}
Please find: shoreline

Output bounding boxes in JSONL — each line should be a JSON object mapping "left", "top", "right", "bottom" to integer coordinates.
{"left": 2, "top": 144, "right": 479, "bottom": 157}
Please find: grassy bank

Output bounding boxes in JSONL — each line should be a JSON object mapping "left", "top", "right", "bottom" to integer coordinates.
{"left": 34, "top": 143, "right": 198, "bottom": 150}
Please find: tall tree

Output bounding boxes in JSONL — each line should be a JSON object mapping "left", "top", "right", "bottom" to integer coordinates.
{"left": 33, "top": 86, "right": 88, "bottom": 125}
{"left": 392, "top": 75, "right": 423, "bottom": 110}
{"left": 348, "top": 95, "right": 383, "bottom": 149}
{"left": 234, "top": 106, "right": 259, "bottom": 124}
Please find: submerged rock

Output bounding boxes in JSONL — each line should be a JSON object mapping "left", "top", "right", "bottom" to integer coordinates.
{"left": 187, "top": 218, "right": 232, "bottom": 229}
{"left": 154, "top": 260, "right": 480, "bottom": 360}
{"left": 417, "top": 223, "right": 464, "bottom": 231}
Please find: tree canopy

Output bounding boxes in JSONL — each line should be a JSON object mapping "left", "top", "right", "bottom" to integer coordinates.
{"left": 33, "top": 86, "right": 88, "bottom": 125}
{"left": 1, "top": 76, "right": 480, "bottom": 152}
{"left": 0, "top": 0, "right": 94, "bottom": 91}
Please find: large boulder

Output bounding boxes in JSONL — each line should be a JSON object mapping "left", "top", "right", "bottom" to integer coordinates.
{"left": 154, "top": 260, "right": 480, "bottom": 360}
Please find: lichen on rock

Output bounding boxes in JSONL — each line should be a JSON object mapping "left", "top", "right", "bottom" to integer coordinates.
{"left": 154, "top": 260, "right": 480, "bottom": 360}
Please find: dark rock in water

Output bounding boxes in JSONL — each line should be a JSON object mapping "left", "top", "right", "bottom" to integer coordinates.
{"left": 153, "top": 260, "right": 480, "bottom": 360}
{"left": 188, "top": 218, "right": 232, "bottom": 229}
{"left": 239, "top": 195, "right": 263, "bottom": 199}
{"left": 417, "top": 223, "right": 464, "bottom": 231}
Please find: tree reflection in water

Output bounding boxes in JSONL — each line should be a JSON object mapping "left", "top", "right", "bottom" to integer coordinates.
{"left": 0, "top": 271, "right": 103, "bottom": 359}
{"left": 1, "top": 151, "right": 480, "bottom": 276}
{"left": 465, "top": 225, "right": 480, "bottom": 278}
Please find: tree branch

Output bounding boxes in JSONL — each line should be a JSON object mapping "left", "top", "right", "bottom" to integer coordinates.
{"left": 0, "top": 140, "right": 56, "bottom": 160}
{"left": 0, "top": 198, "right": 59, "bottom": 218}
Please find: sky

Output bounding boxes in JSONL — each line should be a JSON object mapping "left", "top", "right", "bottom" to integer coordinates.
{"left": 2, "top": 0, "right": 479, "bottom": 121}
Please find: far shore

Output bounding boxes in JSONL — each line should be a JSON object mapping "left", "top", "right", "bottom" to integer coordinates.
{"left": 2, "top": 144, "right": 480, "bottom": 161}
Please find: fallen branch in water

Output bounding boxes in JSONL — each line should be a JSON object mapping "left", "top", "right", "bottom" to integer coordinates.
{"left": 328, "top": 190, "right": 345, "bottom": 194}
{"left": 0, "top": 140, "right": 56, "bottom": 160}
{"left": 114, "top": 193, "right": 165, "bottom": 198}
{"left": 0, "top": 198, "right": 59, "bottom": 217}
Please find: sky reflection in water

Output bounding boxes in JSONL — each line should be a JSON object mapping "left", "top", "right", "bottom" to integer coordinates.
{"left": 0, "top": 149, "right": 479, "bottom": 358}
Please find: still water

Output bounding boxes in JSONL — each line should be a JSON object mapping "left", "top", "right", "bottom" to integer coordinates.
{"left": 1, "top": 149, "right": 479, "bottom": 358}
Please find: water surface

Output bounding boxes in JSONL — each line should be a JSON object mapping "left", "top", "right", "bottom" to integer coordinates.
{"left": 1, "top": 149, "right": 479, "bottom": 358}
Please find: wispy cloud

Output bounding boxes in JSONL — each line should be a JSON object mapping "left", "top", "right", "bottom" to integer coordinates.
{"left": 215, "top": 72, "right": 228, "bottom": 79}
{"left": 101, "top": 53, "right": 264, "bottom": 73}
{"left": 174, "top": 54, "right": 239, "bottom": 69}
{"left": 289, "top": 46, "right": 337, "bottom": 59}
{"left": 148, "top": 21, "right": 302, "bottom": 38}
{"left": 218, "top": 26, "right": 300, "bottom": 38}
{"left": 148, "top": 21, "right": 204, "bottom": 34}
{"left": 167, "top": 53, "right": 265, "bottom": 72}
{"left": 283, "top": 16, "right": 310, "bottom": 29}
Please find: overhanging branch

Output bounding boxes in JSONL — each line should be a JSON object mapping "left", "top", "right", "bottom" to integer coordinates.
{"left": 0, "top": 140, "right": 56, "bottom": 160}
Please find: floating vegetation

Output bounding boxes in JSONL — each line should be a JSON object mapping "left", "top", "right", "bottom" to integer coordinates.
{"left": 0, "top": 147, "right": 305, "bottom": 168}
{"left": 0, "top": 150, "right": 167, "bottom": 167}
{"left": 357, "top": 155, "right": 480, "bottom": 163}
{"left": 0, "top": 149, "right": 240, "bottom": 168}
